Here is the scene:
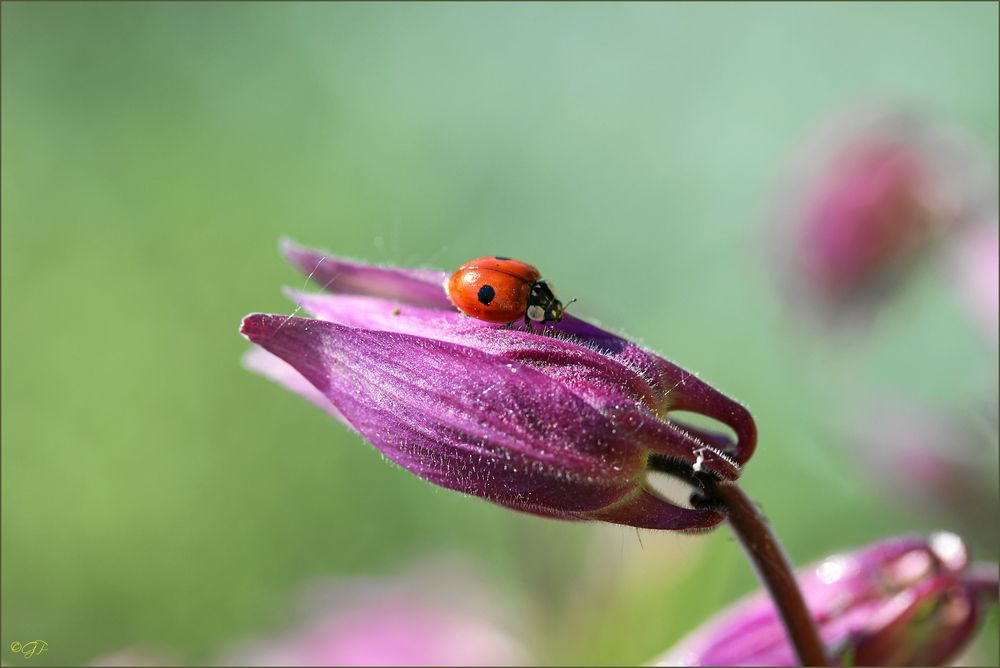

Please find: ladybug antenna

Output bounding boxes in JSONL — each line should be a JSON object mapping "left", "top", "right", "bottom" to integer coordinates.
{"left": 563, "top": 297, "right": 578, "bottom": 309}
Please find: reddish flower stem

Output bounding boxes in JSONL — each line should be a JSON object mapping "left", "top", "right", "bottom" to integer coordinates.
{"left": 701, "top": 479, "right": 828, "bottom": 666}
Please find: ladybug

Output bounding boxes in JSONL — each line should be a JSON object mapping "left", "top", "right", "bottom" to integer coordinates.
{"left": 446, "top": 256, "right": 572, "bottom": 325}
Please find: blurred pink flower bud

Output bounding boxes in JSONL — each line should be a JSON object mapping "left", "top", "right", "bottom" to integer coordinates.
{"left": 944, "top": 218, "right": 999, "bottom": 344}
{"left": 89, "top": 649, "right": 173, "bottom": 666}
{"left": 223, "top": 560, "right": 529, "bottom": 666}
{"left": 657, "top": 533, "right": 998, "bottom": 666}
{"left": 850, "top": 401, "right": 999, "bottom": 550}
{"left": 773, "top": 106, "right": 996, "bottom": 319}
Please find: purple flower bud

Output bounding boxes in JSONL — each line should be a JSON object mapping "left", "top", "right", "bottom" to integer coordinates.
{"left": 658, "top": 533, "right": 999, "bottom": 666}
{"left": 240, "top": 241, "right": 756, "bottom": 531}
{"left": 773, "top": 107, "right": 996, "bottom": 319}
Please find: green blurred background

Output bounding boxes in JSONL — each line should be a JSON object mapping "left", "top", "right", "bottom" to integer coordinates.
{"left": 2, "top": 2, "right": 997, "bottom": 665}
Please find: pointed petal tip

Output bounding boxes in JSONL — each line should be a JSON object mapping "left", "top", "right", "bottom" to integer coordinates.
{"left": 240, "top": 312, "right": 279, "bottom": 343}
{"left": 239, "top": 313, "right": 258, "bottom": 340}
{"left": 279, "top": 236, "right": 309, "bottom": 261}
{"left": 279, "top": 237, "right": 324, "bottom": 275}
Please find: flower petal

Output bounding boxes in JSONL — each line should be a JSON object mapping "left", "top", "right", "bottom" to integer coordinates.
{"left": 287, "top": 291, "right": 749, "bottom": 478}
{"left": 287, "top": 290, "right": 662, "bottom": 410}
{"left": 584, "top": 487, "right": 723, "bottom": 531}
{"left": 646, "top": 361, "right": 757, "bottom": 466}
{"left": 241, "top": 313, "right": 720, "bottom": 529}
{"left": 852, "top": 573, "right": 977, "bottom": 666}
{"left": 281, "top": 238, "right": 452, "bottom": 309}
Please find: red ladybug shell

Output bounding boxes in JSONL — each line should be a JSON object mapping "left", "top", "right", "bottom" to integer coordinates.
{"left": 446, "top": 256, "right": 541, "bottom": 323}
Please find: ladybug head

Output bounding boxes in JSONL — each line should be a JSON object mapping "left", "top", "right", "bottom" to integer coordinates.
{"left": 528, "top": 281, "right": 575, "bottom": 324}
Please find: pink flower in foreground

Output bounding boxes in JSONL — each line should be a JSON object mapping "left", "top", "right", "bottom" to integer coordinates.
{"left": 224, "top": 561, "right": 529, "bottom": 666}
{"left": 658, "top": 533, "right": 999, "bottom": 666}
{"left": 240, "top": 241, "right": 756, "bottom": 531}
{"left": 773, "top": 106, "right": 996, "bottom": 319}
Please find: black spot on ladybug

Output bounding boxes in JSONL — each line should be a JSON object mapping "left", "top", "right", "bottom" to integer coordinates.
{"left": 495, "top": 256, "right": 511, "bottom": 261}
{"left": 477, "top": 285, "right": 496, "bottom": 305}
